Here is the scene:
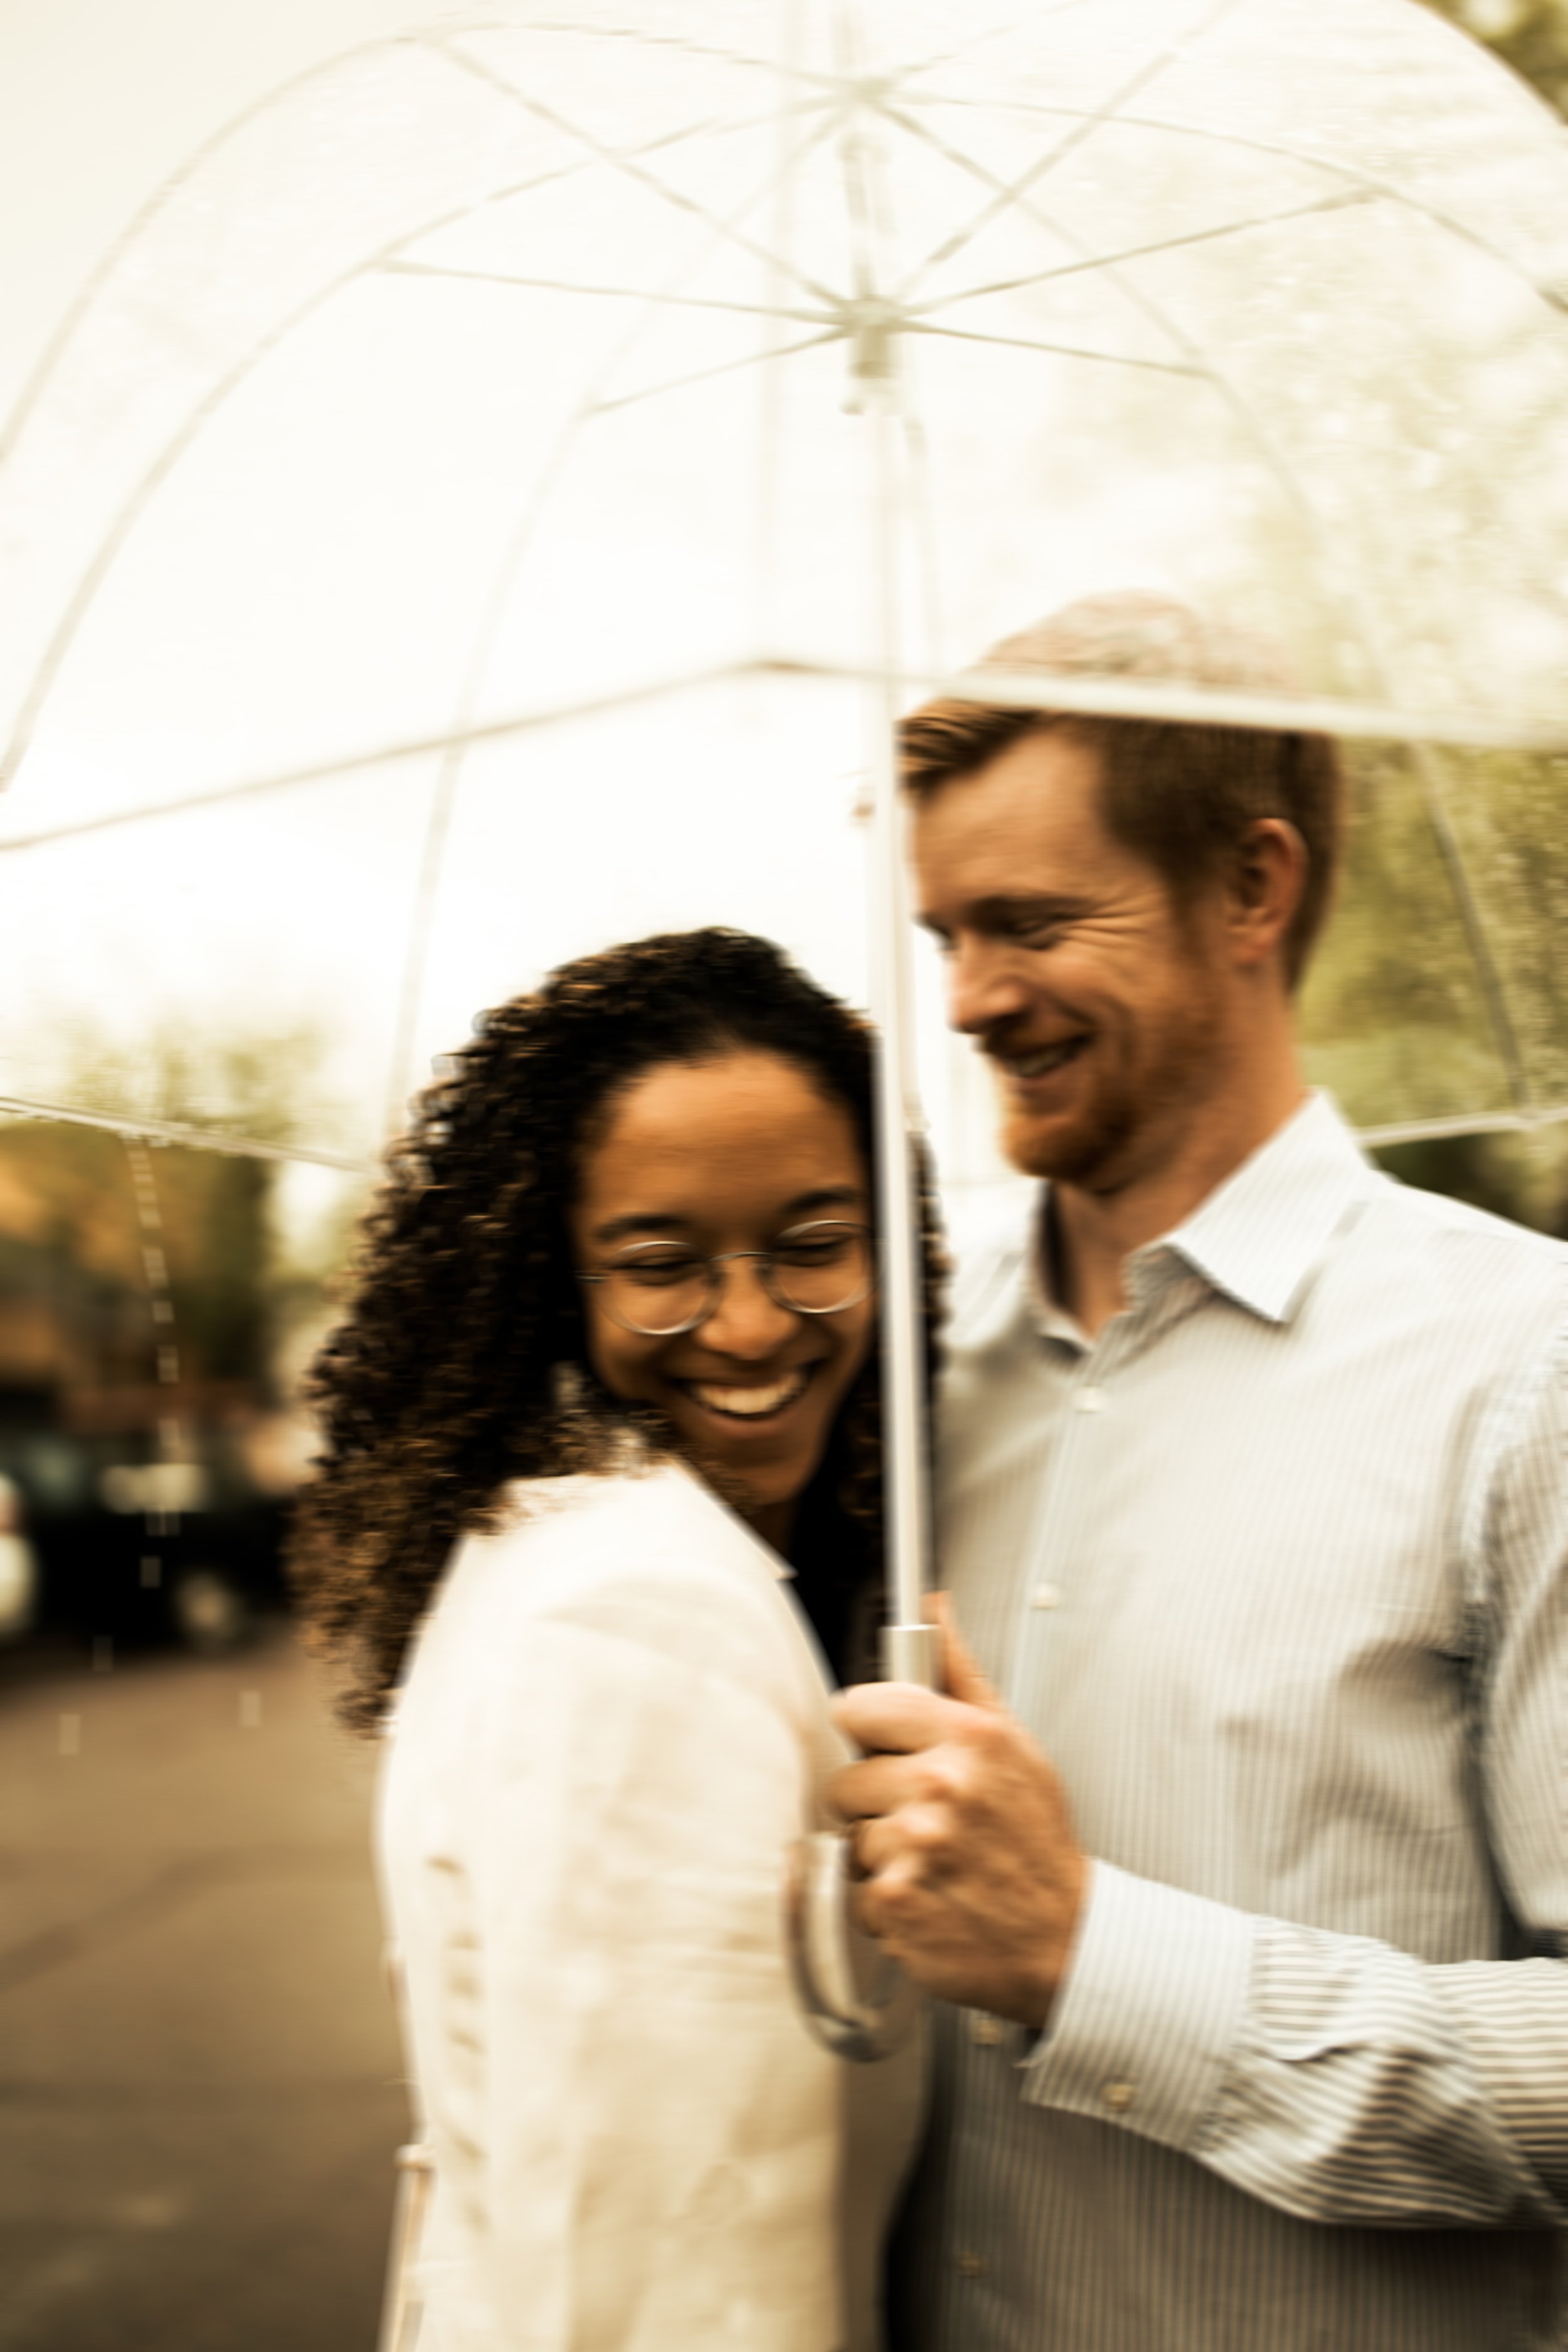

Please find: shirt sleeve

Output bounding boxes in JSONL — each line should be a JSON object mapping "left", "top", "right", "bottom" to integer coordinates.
{"left": 1019, "top": 1320, "right": 1568, "bottom": 2231}
{"left": 465, "top": 1559, "right": 848, "bottom": 2347}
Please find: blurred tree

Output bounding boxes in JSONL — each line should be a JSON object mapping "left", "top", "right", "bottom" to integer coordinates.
{"left": 0, "top": 1027, "right": 331, "bottom": 1411}
{"left": 1421, "top": 0, "right": 1568, "bottom": 115}
{"left": 1300, "top": 740, "right": 1568, "bottom": 1238}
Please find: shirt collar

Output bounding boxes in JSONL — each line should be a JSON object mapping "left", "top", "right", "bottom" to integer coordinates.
{"left": 1023, "top": 1092, "right": 1380, "bottom": 1336}
{"left": 1151, "top": 1092, "right": 1379, "bottom": 1325}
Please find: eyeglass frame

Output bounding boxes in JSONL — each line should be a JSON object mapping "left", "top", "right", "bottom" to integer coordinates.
{"left": 576, "top": 1218, "right": 876, "bottom": 1338}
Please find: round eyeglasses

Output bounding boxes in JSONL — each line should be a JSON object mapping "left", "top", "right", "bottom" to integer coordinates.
{"left": 578, "top": 1219, "right": 874, "bottom": 1338}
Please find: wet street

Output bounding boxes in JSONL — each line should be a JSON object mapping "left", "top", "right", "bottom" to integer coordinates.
{"left": 0, "top": 1623, "right": 407, "bottom": 2351}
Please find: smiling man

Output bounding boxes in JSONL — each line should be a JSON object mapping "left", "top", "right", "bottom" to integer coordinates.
{"left": 832, "top": 596, "right": 1568, "bottom": 2351}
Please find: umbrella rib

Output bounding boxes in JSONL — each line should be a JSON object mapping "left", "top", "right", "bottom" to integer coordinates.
{"left": 6, "top": 1085, "right": 1562, "bottom": 1177}
{"left": 903, "top": 188, "right": 1377, "bottom": 317}
{"left": 867, "top": 65, "right": 1553, "bottom": 1133}
{"left": 0, "top": 30, "right": 433, "bottom": 475}
{"left": 0, "top": 100, "right": 775, "bottom": 796}
{"left": 4, "top": 657, "right": 1564, "bottom": 861}
{"left": 0, "top": 662, "right": 765, "bottom": 856}
{"left": 431, "top": 33, "right": 846, "bottom": 313}
{"left": 887, "top": 0, "right": 1249, "bottom": 305}
{"left": 905, "top": 322, "right": 1202, "bottom": 376}
{"left": 1355, "top": 1106, "right": 1568, "bottom": 1148}
{"left": 589, "top": 330, "right": 845, "bottom": 416}
{"left": 0, "top": 33, "right": 772, "bottom": 480}
{"left": 373, "top": 88, "right": 860, "bottom": 1135}
{"left": 1403, "top": 741, "right": 1535, "bottom": 1117}
{"left": 0, "top": 1094, "right": 369, "bottom": 1173}
{"left": 904, "top": 93, "right": 1568, "bottom": 325}
{"left": 378, "top": 259, "right": 830, "bottom": 327}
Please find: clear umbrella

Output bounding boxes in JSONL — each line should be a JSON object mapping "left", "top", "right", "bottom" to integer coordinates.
{"left": 4, "top": 0, "right": 1568, "bottom": 2048}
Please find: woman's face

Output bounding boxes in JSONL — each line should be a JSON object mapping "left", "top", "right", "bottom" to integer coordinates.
{"left": 569, "top": 1049, "right": 876, "bottom": 1550}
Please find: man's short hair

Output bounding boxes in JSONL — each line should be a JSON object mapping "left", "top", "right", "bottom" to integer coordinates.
{"left": 898, "top": 593, "right": 1345, "bottom": 990}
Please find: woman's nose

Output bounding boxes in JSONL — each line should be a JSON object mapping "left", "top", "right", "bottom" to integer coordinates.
{"left": 698, "top": 1258, "right": 798, "bottom": 1356}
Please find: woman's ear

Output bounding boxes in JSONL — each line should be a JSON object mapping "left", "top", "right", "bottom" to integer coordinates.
{"left": 1226, "top": 817, "right": 1308, "bottom": 975}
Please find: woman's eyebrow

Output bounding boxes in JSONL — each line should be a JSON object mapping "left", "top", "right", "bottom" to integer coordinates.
{"left": 785, "top": 1185, "right": 866, "bottom": 1216}
{"left": 591, "top": 1186, "right": 864, "bottom": 1246}
{"left": 590, "top": 1213, "right": 690, "bottom": 1244}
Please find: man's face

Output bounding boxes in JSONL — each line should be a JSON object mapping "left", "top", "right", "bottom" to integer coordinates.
{"left": 913, "top": 726, "right": 1233, "bottom": 1195}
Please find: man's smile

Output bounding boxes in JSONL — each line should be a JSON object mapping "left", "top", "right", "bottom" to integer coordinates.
{"left": 990, "top": 1035, "right": 1091, "bottom": 1083}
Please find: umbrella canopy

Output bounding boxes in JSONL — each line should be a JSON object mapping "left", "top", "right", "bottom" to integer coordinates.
{"left": 3, "top": 0, "right": 1567, "bottom": 1179}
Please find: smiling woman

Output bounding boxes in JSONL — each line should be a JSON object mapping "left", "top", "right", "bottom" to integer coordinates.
{"left": 570, "top": 1054, "right": 877, "bottom": 1555}
{"left": 288, "top": 926, "right": 943, "bottom": 2352}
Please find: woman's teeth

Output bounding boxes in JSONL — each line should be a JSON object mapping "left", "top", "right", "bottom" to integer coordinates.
{"left": 688, "top": 1370, "right": 810, "bottom": 1420}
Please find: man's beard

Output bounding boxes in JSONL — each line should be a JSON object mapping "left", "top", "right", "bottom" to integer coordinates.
{"left": 995, "top": 981, "right": 1227, "bottom": 1197}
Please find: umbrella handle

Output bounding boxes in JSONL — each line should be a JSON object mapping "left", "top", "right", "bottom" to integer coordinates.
{"left": 376, "top": 2141, "right": 435, "bottom": 2352}
{"left": 786, "top": 1618, "right": 940, "bottom": 2061}
{"left": 785, "top": 1829, "right": 921, "bottom": 2061}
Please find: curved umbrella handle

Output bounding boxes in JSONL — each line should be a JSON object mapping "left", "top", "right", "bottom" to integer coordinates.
{"left": 785, "top": 1828, "right": 921, "bottom": 2062}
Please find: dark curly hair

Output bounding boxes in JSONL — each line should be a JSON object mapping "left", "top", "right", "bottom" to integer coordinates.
{"left": 289, "top": 928, "right": 946, "bottom": 1732}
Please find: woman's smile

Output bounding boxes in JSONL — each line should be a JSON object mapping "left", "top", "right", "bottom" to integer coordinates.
{"left": 569, "top": 1049, "right": 876, "bottom": 1552}
{"left": 671, "top": 1358, "right": 821, "bottom": 1428}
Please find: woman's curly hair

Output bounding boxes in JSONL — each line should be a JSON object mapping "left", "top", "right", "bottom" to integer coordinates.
{"left": 289, "top": 927, "right": 946, "bottom": 1732}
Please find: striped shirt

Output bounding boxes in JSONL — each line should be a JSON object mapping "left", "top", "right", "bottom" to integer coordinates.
{"left": 892, "top": 1093, "right": 1568, "bottom": 2351}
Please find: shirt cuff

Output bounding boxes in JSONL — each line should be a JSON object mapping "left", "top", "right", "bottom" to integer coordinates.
{"left": 1017, "top": 1860, "right": 1256, "bottom": 2152}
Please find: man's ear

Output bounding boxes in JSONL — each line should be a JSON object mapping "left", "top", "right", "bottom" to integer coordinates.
{"left": 1225, "top": 818, "right": 1307, "bottom": 973}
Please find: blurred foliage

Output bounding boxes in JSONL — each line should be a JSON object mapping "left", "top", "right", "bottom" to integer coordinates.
{"left": 1291, "top": 1, "right": 1568, "bottom": 1234}
{"left": 1372, "top": 1128, "right": 1568, "bottom": 1237}
{"left": 50, "top": 1022, "right": 330, "bottom": 1155}
{"left": 0, "top": 1120, "right": 275, "bottom": 1393}
{"left": 1300, "top": 739, "right": 1568, "bottom": 1237}
{"left": 0, "top": 1029, "right": 337, "bottom": 1407}
{"left": 1422, "top": 0, "right": 1568, "bottom": 114}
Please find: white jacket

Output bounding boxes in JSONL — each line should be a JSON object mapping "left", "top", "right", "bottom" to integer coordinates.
{"left": 376, "top": 1458, "right": 925, "bottom": 2351}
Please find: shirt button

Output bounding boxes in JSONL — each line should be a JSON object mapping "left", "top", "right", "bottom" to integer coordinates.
{"left": 1074, "top": 1385, "right": 1108, "bottom": 1412}
{"left": 1101, "top": 2080, "right": 1136, "bottom": 2113}
{"left": 969, "top": 2013, "right": 1004, "bottom": 2045}
{"left": 1030, "top": 1582, "right": 1061, "bottom": 1611}
{"left": 956, "top": 2250, "right": 985, "bottom": 2279}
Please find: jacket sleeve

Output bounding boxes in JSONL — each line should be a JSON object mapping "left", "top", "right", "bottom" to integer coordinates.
{"left": 1017, "top": 1320, "right": 1568, "bottom": 2230}
{"left": 465, "top": 1554, "right": 849, "bottom": 2349}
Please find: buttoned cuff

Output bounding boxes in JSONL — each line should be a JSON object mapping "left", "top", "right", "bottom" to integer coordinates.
{"left": 1017, "top": 1861, "right": 1256, "bottom": 2151}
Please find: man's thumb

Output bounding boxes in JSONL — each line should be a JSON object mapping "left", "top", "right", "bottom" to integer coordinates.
{"left": 924, "top": 1591, "right": 1004, "bottom": 1712}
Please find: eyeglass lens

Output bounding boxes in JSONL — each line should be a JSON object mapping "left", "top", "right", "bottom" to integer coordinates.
{"left": 599, "top": 1222, "right": 872, "bottom": 1335}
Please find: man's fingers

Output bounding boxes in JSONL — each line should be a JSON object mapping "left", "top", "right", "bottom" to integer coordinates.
{"left": 926, "top": 1591, "right": 1004, "bottom": 1712}
{"left": 830, "top": 1749, "right": 925, "bottom": 1826}
{"left": 831, "top": 1677, "right": 954, "bottom": 1756}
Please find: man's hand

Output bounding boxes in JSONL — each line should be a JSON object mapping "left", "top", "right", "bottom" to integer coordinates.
{"left": 829, "top": 1594, "right": 1088, "bottom": 2031}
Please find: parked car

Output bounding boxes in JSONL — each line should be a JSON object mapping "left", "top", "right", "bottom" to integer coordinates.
{"left": 0, "top": 1426, "right": 290, "bottom": 1655}
{"left": 0, "top": 1471, "right": 39, "bottom": 1643}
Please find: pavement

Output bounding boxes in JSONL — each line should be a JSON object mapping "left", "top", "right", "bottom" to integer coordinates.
{"left": 0, "top": 1623, "right": 408, "bottom": 2351}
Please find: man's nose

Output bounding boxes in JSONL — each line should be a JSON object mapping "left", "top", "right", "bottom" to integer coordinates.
{"left": 699, "top": 1259, "right": 798, "bottom": 1357}
{"left": 946, "top": 940, "right": 1029, "bottom": 1036}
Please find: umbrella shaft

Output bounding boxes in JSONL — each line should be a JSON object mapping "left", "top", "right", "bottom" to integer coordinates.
{"left": 863, "top": 401, "right": 934, "bottom": 1653}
